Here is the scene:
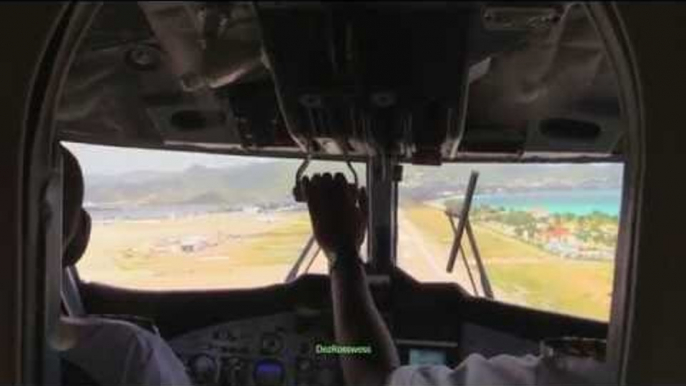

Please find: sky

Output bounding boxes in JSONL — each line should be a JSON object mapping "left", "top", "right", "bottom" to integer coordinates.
{"left": 63, "top": 142, "right": 276, "bottom": 176}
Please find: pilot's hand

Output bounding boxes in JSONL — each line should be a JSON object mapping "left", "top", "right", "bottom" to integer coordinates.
{"left": 302, "top": 173, "right": 367, "bottom": 258}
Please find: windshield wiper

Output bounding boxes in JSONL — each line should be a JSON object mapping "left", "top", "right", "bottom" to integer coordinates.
{"left": 285, "top": 234, "right": 321, "bottom": 283}
{"left": 445, "top": 171, "right": 494, "bottom": 299}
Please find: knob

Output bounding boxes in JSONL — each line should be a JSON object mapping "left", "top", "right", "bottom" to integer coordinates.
{"left": 297, "top": 358, "right": 312, "bottom": 372}
{"left": 189, "top": 354, "right": 217, "bottom": 384}
{"left": 260, "top": 333, "right": 283, "bottom": 355}
{"left": 221, "top": 357, "right": 247, "bottom": 386}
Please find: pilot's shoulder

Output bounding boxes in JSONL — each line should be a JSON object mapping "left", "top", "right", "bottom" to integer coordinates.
{"left": 85, "top": 316, "right": 162, "bottom": 354}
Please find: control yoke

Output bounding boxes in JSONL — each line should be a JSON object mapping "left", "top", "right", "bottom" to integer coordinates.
{"left": 292, "top": 156, "right": 359, "bottom": 203}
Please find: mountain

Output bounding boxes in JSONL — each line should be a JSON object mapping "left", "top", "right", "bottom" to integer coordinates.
{"left": 400, "top": 163, "right": 623, "bottom": 201}
{"left": 84, "top": 162, "right": 295, "bottom": 207}
{"left": 83, "top": 160, "right": 623, "bottom": 208}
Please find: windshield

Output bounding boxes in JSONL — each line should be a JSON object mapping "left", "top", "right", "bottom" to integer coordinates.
{"left": 397, "top": 163, "right": 622, "bottom": 321}
{"left": 69, "top": 141, "right": 621, "bottom": 318}
{"left": 67, "top": 142, "right": 366, "bottom": 290}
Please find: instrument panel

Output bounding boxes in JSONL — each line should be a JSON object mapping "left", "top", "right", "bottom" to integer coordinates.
{"left": 169, "top": 312, "right": 344, "bottom": 386}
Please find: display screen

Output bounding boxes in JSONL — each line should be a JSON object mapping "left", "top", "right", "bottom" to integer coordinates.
{"left": 408, "top": 348, "right": 447, "bottom": 365}
{"left": 254, "top": 359, "right": 284, "bottom": 386}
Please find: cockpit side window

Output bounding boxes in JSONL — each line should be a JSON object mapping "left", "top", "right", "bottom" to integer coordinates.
{"left": 397, "top": 162, "right": 623, "bottom": 321}
{"left": 64, "top": 142, "right": 366, "bottom": 290}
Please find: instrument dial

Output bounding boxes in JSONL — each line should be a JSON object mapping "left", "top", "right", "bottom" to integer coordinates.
{"left": 189, "top": 354, "right": 218, "bottom": 384}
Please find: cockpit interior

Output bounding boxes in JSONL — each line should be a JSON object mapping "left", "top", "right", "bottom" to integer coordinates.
{"left": 7, "top": 2, "right": 686, "bottom": 385}
{"left": 51, "top": 3, "right": 621, "bottom": 385}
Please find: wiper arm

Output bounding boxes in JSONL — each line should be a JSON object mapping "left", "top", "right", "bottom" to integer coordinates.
{"left": 466, "top": 219, "right": 494, "bottom": 299}
{"left": 284, "top": 234, "right": 320, "bottom": 283}
{"left": 445, "top": 171, "right": 494, "bottom": 299}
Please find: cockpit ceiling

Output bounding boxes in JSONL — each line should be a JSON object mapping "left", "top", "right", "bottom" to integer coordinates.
{"left": 56, "top": 2, "right": 624, "bottom": 163}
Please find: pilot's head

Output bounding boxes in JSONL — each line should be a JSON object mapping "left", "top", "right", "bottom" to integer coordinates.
{"left": 61, "top": 145, "right": 91, "bottom": 267}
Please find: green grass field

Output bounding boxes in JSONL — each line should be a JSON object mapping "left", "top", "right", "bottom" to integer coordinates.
{"left": 403, "top": 205, "right": 553, "bottom": 260}
{"left": 80, "top": 212, "right": 320, "bottom": 290}
{"left": 402, "top": 204, "right": 614, "bottom": 320}
{"left": 228, "top": 215, "right": 313, "bottom": 266}
{"left": 487, "top": 261, "right": 613, "bottom": 320}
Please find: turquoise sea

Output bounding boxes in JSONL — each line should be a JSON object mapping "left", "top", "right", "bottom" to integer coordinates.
{"left": 472, "top": 189, "right": 621, "bottom": 216}
{"left": 89, "top": 189, "right": 622, "bottom": 221}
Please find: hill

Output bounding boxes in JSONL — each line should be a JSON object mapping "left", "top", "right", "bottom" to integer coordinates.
{"left": 83, "top": 160, "right": 623, "bottom": 208}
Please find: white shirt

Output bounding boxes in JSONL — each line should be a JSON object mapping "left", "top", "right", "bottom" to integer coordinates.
{"left": 62, "top": 317, "right": 192, "bottom": 386}
{"left": 387, "top": 353, "right": 614, "bottom": 386}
